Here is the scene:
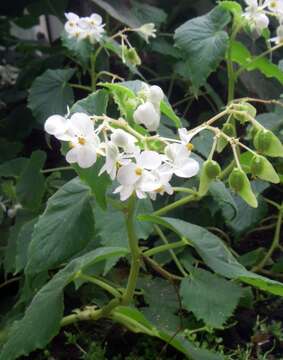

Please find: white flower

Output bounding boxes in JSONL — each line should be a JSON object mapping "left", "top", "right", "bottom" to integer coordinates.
{"left": 148, "top": 164, "right": 174, "bottom": 200}
{"left": 135, "top": 23, "right": 157, "bottom": 43}
{"left": 243, "top": 1, "right": 269, "bottom": 33}
{"left": 64, "top": 113, "right": 100, "bottom": 168}
{"left": 64, "top": 12, "right": 80, "bottom": 35}
{"left": 114, "top": 150, "right": 163, "bottom": 200}
{"left": 44, "top": 115, "right": 70, "bottom": 140}
{"left": 271, "top": 24, "right": 283, "bottom": 43}
{"left": 148, "top": 85, "right": 164, "bottom": 106}
{"left": 110, "top": 129, "right": 138, "bottom": 152}
{"left": 99, "top": 142, "right": 129, "bottom": 180}
{"left": 164, "top": 143, "right": 199, "bottom": 178}
{"left": 266, "top": 0, "right": 283, "bottom": 14}
{"left": 133, "top": 101, "right": 160, "bottom": 132}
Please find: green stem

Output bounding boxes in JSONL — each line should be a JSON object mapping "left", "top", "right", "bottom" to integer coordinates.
{"left": 143, "top": 240, "right": 186, "bottom": 257}
{"left": 69, "top": 83, "right": 92, "bottom": 92}
{"left": 226, "top": 24, "right": 241, "bottom": 103}
{"left": 142, "top": 255, "right": 183, "bottom": 281}
{"left": 41, "top": 166, "right": 73, "bottom": 174}
{"left": 153, "top": 225, "right": 188, "bottom": 277}
{"left": 122, "top": 196, "right": 141, "bottom": 305}
{"left": 252, "top": 204, "right": 283, "bottom": 273}
{"left": 153, "top": 194, "right": 199, "bottom": 217}
{"left": 219, "top": 160, "right": 235, "bottom": 180}
{"left": 78, "top": 273, "right": 121, "bottom": 298}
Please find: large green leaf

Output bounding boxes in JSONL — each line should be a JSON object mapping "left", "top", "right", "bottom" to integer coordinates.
{"left": 16, "top": 151, "right": 46, "bottom": 211}
{"left": 139, "top": 215, "right": 283, "bottom": 296}
{"left": 0, "top": 247, "right": 128, "bottom": 360}
{"left": 181, "top": 268, "right": 243, "bottom": 328}
{"left": 174, "top": 6, "right": 231, "bottom": 91}
{"left": 231, "top": 41, "right": 283, "bottom": 85}
{"left": 26, "top": 178, "right": 95, "bottom": 275}
{"left": 71, "top": 89, "right": 109, "bottom": 115}
{"left": 111, "top": 306, "right": 224, "bottom": 360}
{"left": 28, "top": 68, "right": 75, "bottom": 124}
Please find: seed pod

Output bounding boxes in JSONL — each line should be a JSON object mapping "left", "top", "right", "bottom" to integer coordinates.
{"left": 198, "top": 160, "right": 221, "bottom": 196}
{"left": 229, "top": 168, "right": 258, "bottom": 208}
{"left": 250, "top": 155, "right": 280, "bottom": 183}
{"left": 205, "top": 160, "right": 221, "bottom": 179}
{"left": 253, "top": 129, "right": 283, "bottom": 157}
{"left": 234, "top": 103, "right": 257, "bottom": 124}
{"left": 124, "top": 48, "right": 141, "bottom": 66}
{"left": 217, "top": 122, "right": 236, "bottom": 153}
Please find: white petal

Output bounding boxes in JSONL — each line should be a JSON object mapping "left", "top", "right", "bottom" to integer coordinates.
{"left": 149, "top": 85, "right": 164, "bottom": 104}
{"left": 117, "top": 163, "right": 139, "bottom": 185}
{"left": 65, "top": 12, "right": 79, "bottom": 21}
{"left": 114, "top": 185, "right": 134, "bottom": 201}
{"left": 69, "top": 113, "right": 93, "bottom": 136}
{"left": 65, "top": 147, "right": 78, "bottom": 164}
{"left": 76, "top": 145, "right": 97, "bottom": 168}
{"left": 133, "top": 102, "right": 160, "bottom": 132}
{"left": 137, "top": 150, "right": 162, "bottom": 170}
{"left": 90, "top": 13, "right": 103, "bottom": 25}
{"left": 174, "top": 158, "right": 200, "bottom": 178}
{"left": 44, "top": 115, "right": 68, "bottom": 137}
{"left": 110, "top": 129, "right": 137, "bottom": 151}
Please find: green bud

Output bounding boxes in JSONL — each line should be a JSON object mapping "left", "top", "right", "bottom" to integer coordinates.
{"left": 233, "top": 103, "right": 257, "bottom": 124}
{"left": 229, "top": 168, "right": 258, "bottom": 208}
{"left": 253, "top": 129, "right": 283, "bottom": 157}
{"left": 250, "top": 155, "right": 280, "bottom": 183}
{"left": 124, "top": 48, "right": 141, "bottom": 66}
{"left": 205, "top": 160, "right": 221, "bottom": 179}
{"left": 198, "top": 160, "right": 221, "bottom": 196}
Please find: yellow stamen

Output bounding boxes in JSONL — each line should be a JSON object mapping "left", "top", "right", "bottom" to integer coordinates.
{"left": 78, "top": 137, "right": 86, "bottom": 145}
{"left": 135, "top": 167, "right": 143, "bottom": 176}
{"left": 155, "top": 186, "right": 164, "bottom": 193}
{"left": 69, "top": 142, "right": 75, "bottom": 148}
{"left": 186, "top": 143, "right": 194, "bottom": 151}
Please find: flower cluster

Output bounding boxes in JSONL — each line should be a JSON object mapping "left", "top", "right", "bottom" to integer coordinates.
{"left": 64, "top": 12, "right": 105, "bottom": 43}
{"left": 45, "top": 85, "right": 200, "bottom": 201}
{"left": 243, "top": 0, "right": 283, "bottom": 41}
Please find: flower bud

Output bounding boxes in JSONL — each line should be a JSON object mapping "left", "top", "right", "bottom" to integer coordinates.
{"left": 133, "top": 101, "right": 160, "bottom": 132}
{"left": 233, "top": 103, "right": 257, "bottom": 124}
{"left": 148, "top": 85, "right": 164, "bottom": 104}
{"left": 253, "top": 129, "right": 283, "bottom": 157}
{"left": 198, "top": 160, "right": 221, "bottom": 196}
{"left": 229, "top": 168, "right": 257, "bottom": 208}
{"left": 250, "top": 155, "right": 280, "bottom": 183}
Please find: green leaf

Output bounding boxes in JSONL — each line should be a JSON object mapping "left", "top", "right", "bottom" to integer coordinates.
{"left": 61, "top": 31, "right": 92, "bottom": 69}
{"left": 26, "top": 178, "right": 95, "bottom": 275}
{"left": 0, "top": 247, "right": 128, "bottom": 360}
{"left": 73, "top": 158, "right": 111, "bottom": 210}
{"left": 219, "top": 1, "right": 243, "bottom": 25}
{"left": 16, "top": 151, "right": 46, "bottom": 211}
{"left": 71, "top": 89, "right": 109, "bottom": 115}
{"left": 139, "top": 215, "right": 283, "bottom": 296}
{"left": 0, "top": 158, "right": 29, "bottom": 178}
{"left": 112, "top": 306, "right": 224, "bottom": 360}
{"left": 181, "top": 268, "right": 242, "bottom": 328}
{"left": 209, "top": 180, "right": 238, "bottom": 221}
{"left": 139, "top": 277, "right": 180, "bottom": 332}
{"left": 231, "top": 41, "right": 283, "bottom": 85}
{"left": 28, "top": 68, "right": 75, "bottom": 124}
{"left": 174, "top": 6, "right": 231, "bottom": 91}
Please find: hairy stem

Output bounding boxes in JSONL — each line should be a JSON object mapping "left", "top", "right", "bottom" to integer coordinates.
{"left": 122, "top": 196, "right": 141, "bottom": 305}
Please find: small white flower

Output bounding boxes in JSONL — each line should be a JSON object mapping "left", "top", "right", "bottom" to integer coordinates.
{"left": 148, "top": 164, "right": 174, "bottom": 200}
{"left": 133, "top": 101, "right": 160, "bottom": 132}
{"left": 243, "top": 1, "right": 269, "bottom": 33}
{"left": 270, "top": 24, "right": 283, "bottom": 43}
{"left": 266, "top": 0, "right": 283, "bottom": 14}
{"left": 110, "top": 129, "right": 138, "bottom": 153}
{"left": 165, "top": 143, "right": 199, "bottom": 178}
{"left": 135, "top": 23, "right": 157, "bottom": 43}
{"left": 148, "top": 85, "right": 164, "bottom": 106}
{"left": 44, "top": 115, "right": 70, "bottom": 140}
{"left": 64, "top": 113, "right": 100, "bottom": 168}
{"left": 99, "top": 142, "right": 130, "bottom": 180}
{"left": 114, "top": 150, "right": 163, "bottom": 200}
{"left": 64, "top": 12, "right": 80, "bottom": 35}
